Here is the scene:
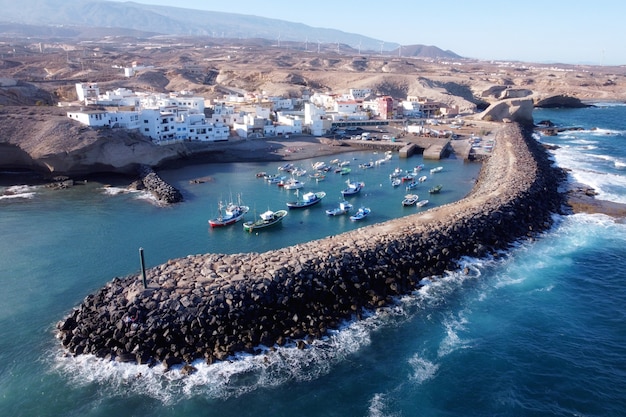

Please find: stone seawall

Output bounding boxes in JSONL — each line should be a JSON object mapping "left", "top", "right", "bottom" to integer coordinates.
{"left": 57, "top": 123, "right": 565, "bottom": 368}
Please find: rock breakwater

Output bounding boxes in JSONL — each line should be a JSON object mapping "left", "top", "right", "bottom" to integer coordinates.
{"left": 57, "top": 123, "right": 565, "bottom": 368}
{"left": 138, "top": 165, "right": 183, "bottom": 204}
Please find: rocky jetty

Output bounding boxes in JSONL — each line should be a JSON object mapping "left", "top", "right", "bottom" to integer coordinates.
{"left": 57, "top": 123, "right": 565, "bottom": 368}
{"left": 138, "top": 165, "right": 183, "bottom": 204}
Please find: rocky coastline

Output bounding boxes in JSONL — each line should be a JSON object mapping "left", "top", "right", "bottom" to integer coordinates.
{"left": 56, "top": 122, "right": 566, "bottom": 369}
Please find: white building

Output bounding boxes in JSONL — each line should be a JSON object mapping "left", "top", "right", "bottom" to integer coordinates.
{"left": 232, "top": 114, "right": 267, "bottom": 138}
{"left": 75, "top": 83, "right": 100, "bottom": 103}
{"left": 67, "top": 106, "right": 228, "bottom": 144}
{"left": 348, "top": 88, "right": 372, "bottom": 100}
{"left": 334, "top": 100, "right": 362, "bottom": 114}
{"left": 67, "top": 109, "right": 110, "bottom": 127}
{"left": 267, "top": 96, "right": 294, "bottom": 110}
{"left": 304, "top": 103, "right": 329, "bottom": 136}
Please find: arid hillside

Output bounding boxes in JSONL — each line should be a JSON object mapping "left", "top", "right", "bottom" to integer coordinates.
{"left": 2, "top": 37, "right": 625, "bottom": 109}
{"left": 1, "top": 37, "right": 625, "bottom": 176}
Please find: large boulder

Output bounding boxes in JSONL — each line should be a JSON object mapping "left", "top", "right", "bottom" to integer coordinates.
{"left": 534, "top": 95, "right": 590, "bottom": 108}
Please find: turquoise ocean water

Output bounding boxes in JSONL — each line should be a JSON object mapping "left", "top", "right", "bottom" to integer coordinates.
{"left": 1, "top": 105, "right": 625, "bottom": 416}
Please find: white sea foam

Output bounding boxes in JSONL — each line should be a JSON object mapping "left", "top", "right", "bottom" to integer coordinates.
{"left": 52, "top": 262, "right": 484, "bottom": 404}
{"left": 437, "top": 311, "right": 473, "bottom": 357}
{"left": 52, "top": 305, "right": 407, "bottom": 403}
{"left": 101, "top": 186, "right": 160, "bottom": 205}
{"left": 407, "top": 353, "right": 438, "bottom": 384}
{"left": 101, "top": 186, "right": 131, "bottom": 196}
{"left": 570, "top": 169, "right": 626, "bottom": 204}
{"left": 589, "top": 128, "right": 624, "bottom": 136}
{"left": 367, "top": 393, "right": 400, "bottom": 417}
{"left": 1, "top": 185, "right": 37, "bottom": 200}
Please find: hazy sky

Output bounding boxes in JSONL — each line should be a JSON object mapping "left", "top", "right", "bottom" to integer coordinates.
{"left": 111, "top": 0, "right": 624, "bottom": 65}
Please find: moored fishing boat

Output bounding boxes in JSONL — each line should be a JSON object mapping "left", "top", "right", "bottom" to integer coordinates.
{"left": 208, "top": 199, "right": 250, "bottom": 228}
{"left": 243, "top": 209, "right": 287, "bottom": 232}
{"left": 349, "top": 206, "right": 371, "bottom": 221}
{"left": 309, "top": 172, "right": 326, "bottom": 181}
{"left": 341, "top": 179, "right": 364, "bottom": 196}
{"left": 429, "top": 184, "right": 443, "bottom": 194}
{"left": 325, "top": 200, "right": 352, "bottom": 216}
{"left": 401, "top": 194, "right": 419, "bottom": 206}
{"left": 282, "top": 178, "right": 304, "bottom": 190}
{"left": 405, "top": 181, "right": 418, "bottom": 191}
{"left": 430, "top": 166, "right": 443, "bottom": 174}
{"left": 416, "top": 199, "right": 429, "bottom": 207}
{"left": 286, "top": 191, "right": 326, "bottom": 209}
{"left": 389, "top": 167, "right": 403, "bottom": 178}
{"left": 278, "top": 163, "right": 294, "bottom": 172}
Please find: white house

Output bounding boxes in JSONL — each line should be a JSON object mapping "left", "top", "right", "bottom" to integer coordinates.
{"left": 267, "top": 96, "right": 294, "bottom": 111}
{"left": 233, "top": 114, "right": 267, "bottom": 138}
{"left": 309, "top": 92, "right": 337, "bottom": 110}
{"left": 276, "top": 113, "right": 303, "bottom": 133}
{"left": 67, "top": 109, "right": 110, "bottom": 127}
{"left": 184, "top": 116, "right": 229, "bottom": 142}
{"left": 334, "top": 100, "right": 362, "bottom": 115}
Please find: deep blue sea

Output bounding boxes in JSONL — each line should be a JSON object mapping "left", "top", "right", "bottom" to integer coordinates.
{"left": 1, "top": 105, "right": 626, "bottom": 416}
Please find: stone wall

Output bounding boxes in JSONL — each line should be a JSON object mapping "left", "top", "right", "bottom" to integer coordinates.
{"left": 57, "top": 123, "right": 565, "bottom": 368}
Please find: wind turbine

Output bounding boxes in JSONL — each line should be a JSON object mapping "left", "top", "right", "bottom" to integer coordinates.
{"left": 358, "top": 40, "right": 362, "bottom": 55}
{"left": 380, "top": 41, "right": 384, "bottom": 55}
{"left": 317, "top": 40, "right": 321, "bottom": 54}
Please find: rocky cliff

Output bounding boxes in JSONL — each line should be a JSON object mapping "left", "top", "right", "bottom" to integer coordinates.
{"left": 0, "top": 106, "right": 186, "bottom": 175}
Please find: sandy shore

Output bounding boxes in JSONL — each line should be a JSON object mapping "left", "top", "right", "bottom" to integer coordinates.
{"left": 176, "top": 135, "right": 356, "bottom": 165}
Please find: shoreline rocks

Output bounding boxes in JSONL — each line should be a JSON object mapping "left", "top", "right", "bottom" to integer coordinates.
{"left": 56, "top": 122, "right": 566, "bottom": 368}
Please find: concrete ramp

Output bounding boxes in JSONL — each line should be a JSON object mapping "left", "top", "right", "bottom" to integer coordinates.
{"left": 423, "top": 140, "right": 450, "bottom": 160}
{"left": 399, "top": 143, "right": 418, "bottom": 158}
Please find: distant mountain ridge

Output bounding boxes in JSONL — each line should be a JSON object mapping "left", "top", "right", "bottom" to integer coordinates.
{"left": 0, "top": 0, "right": 462, "bottom": 59}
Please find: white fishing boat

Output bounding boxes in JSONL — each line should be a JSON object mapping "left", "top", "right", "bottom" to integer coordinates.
{"left": 208, "top": 198, "right": 250, "bottom": 228}
{"left": 282, "top": 178, "right": 304, "bottom": 190}
{"left": 243, "top": 209, "right": 287, "bottom": 232}
{"left": 430, "top": 166, "right": 443, "bottom": 174}
{"left": 286, "top": 191, "right": 326, "bottom": 209}
{"left": 402, "top": 194, "right": 419, "bottom": 207}
{"left": 312, "top": 161, "right": 327, "bottom": 170}
{"left": 325, "top": 200, "right": 353, "bottom": 216}
{"left": 341, "top": 179, "right": 364, "bottom": 196}
{"left": 389, "top": 167, "right": 403, "bottom": 179}
{"left": 349, "top": 207, "right": 371, "bottom": 221}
